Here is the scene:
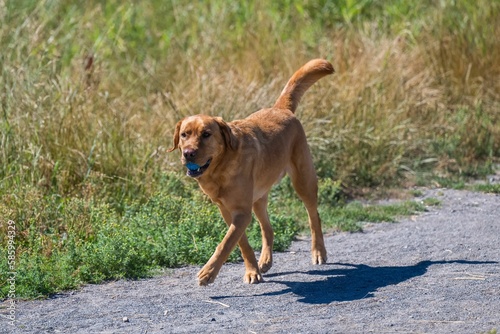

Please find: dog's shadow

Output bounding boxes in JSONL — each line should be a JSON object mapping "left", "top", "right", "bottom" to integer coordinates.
{"left": 212, "top": 260, "right": 497, "bottom": 304}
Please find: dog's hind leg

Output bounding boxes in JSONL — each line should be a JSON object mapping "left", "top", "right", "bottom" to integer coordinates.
{"left": 253, "top": 194, "right": 274, "bottom": 273}
{"left": 288, "top": 141, "right": 327, "bottom": 265}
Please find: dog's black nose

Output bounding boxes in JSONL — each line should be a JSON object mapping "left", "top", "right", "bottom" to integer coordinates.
{"left": 183, "top": 149, "right": 197, "bottom": 159}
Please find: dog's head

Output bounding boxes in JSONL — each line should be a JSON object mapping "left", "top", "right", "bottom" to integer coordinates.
{"left": 168, "top": 115, "right": 238, "bottom": 178}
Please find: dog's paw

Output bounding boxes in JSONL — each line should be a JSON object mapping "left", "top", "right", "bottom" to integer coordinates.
{"left": 197, "top": 265, "right": 219, "bottom": 286}
{"left": 311, "top": 247, "right": 327, "bottom": 265}
{"left": 258, "top": 253, "right": 273, "bottom": 273}
{"left": 243, "top": 270, "right": 263, "bottom": 284}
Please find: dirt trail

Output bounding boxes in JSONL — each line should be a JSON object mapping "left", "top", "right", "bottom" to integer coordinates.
{"left": 2, "top": 188, "right": 499, "bottom": 333}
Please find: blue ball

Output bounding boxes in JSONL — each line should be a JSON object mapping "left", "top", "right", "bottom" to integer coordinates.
{"left": 186, "top": 162, "right": 200, "bottom": 171}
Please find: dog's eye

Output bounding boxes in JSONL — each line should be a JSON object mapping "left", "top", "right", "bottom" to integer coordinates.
{"left": 202, "top": 132, "right": 211, "bottom": 138}
{"left": 180, "top": 132, "right": 187, "bottom": 138}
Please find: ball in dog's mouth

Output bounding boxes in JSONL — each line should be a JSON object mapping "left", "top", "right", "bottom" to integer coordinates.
{"left": 185, "top": 159, "right": 211, "bottom": 178}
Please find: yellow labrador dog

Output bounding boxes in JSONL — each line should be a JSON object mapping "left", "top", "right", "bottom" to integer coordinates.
{"left": 169, "top": 59, "right": 334, "bottom": 285}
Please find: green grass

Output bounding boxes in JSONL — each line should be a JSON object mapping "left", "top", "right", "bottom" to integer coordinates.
{"left": 422, "top": 197, "right": 442, "bottom": 207}
{"left": 472, "top": 183, "right": 500, "bottom": 194}
{"left": 481, "top": 329, "right": 497, "bottom": 334}
{"left": 1, "top": 0, "right": 499, "bottom": 298}
{"left": 321, "top": 200, "right": 428, "bottom": 232}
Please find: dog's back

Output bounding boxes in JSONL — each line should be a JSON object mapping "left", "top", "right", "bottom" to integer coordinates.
{"left": 227, "top": 59, "right": 335, "bottom": 195}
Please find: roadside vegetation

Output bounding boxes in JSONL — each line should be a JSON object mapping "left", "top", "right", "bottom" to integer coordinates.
{"left": 1, "top": 0, "right": 498, "bottom": 298}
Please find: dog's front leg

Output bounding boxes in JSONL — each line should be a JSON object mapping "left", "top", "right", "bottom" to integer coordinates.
{"left": 198, "top": 211, "right": 260, "bottom": 286}
{"left": 217, "top": 205, "right": 262, "bottom": 284}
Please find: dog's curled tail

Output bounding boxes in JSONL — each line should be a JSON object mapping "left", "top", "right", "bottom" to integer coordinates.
{"left": 273, "top": 59, "right": 334, "bottom": 113}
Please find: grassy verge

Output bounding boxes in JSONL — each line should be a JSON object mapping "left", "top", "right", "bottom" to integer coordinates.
{"left": 0, "top": 173, "right": 298, "bottom": 298}
{"left": 471, "top": 183, "right": 500, "bottom": 194}
{"left": 1, "top": 0, "right": 499, "bottom": 298}
{"left": 1, "top": 175, "right": 432, "bottom": 299}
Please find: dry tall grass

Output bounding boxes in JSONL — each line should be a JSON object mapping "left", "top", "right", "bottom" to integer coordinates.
{"left": 1, "top": 0, "right": 499, "bottom": 201}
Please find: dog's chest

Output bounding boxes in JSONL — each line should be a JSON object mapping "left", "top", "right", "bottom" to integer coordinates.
{"left": 197, "top": 180, "right": 220, "bottom": 202}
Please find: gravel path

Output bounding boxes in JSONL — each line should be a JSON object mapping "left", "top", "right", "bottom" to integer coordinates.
{"left": 2, "top": 188, "right": 499, "bottom": 333}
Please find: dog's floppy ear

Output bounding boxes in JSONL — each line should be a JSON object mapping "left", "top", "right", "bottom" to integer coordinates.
{"left": 215, "top": 117, "right": 238, "bottom": 151}
{"left": 167, "top": 119, "right": 183, "bottom": 152}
